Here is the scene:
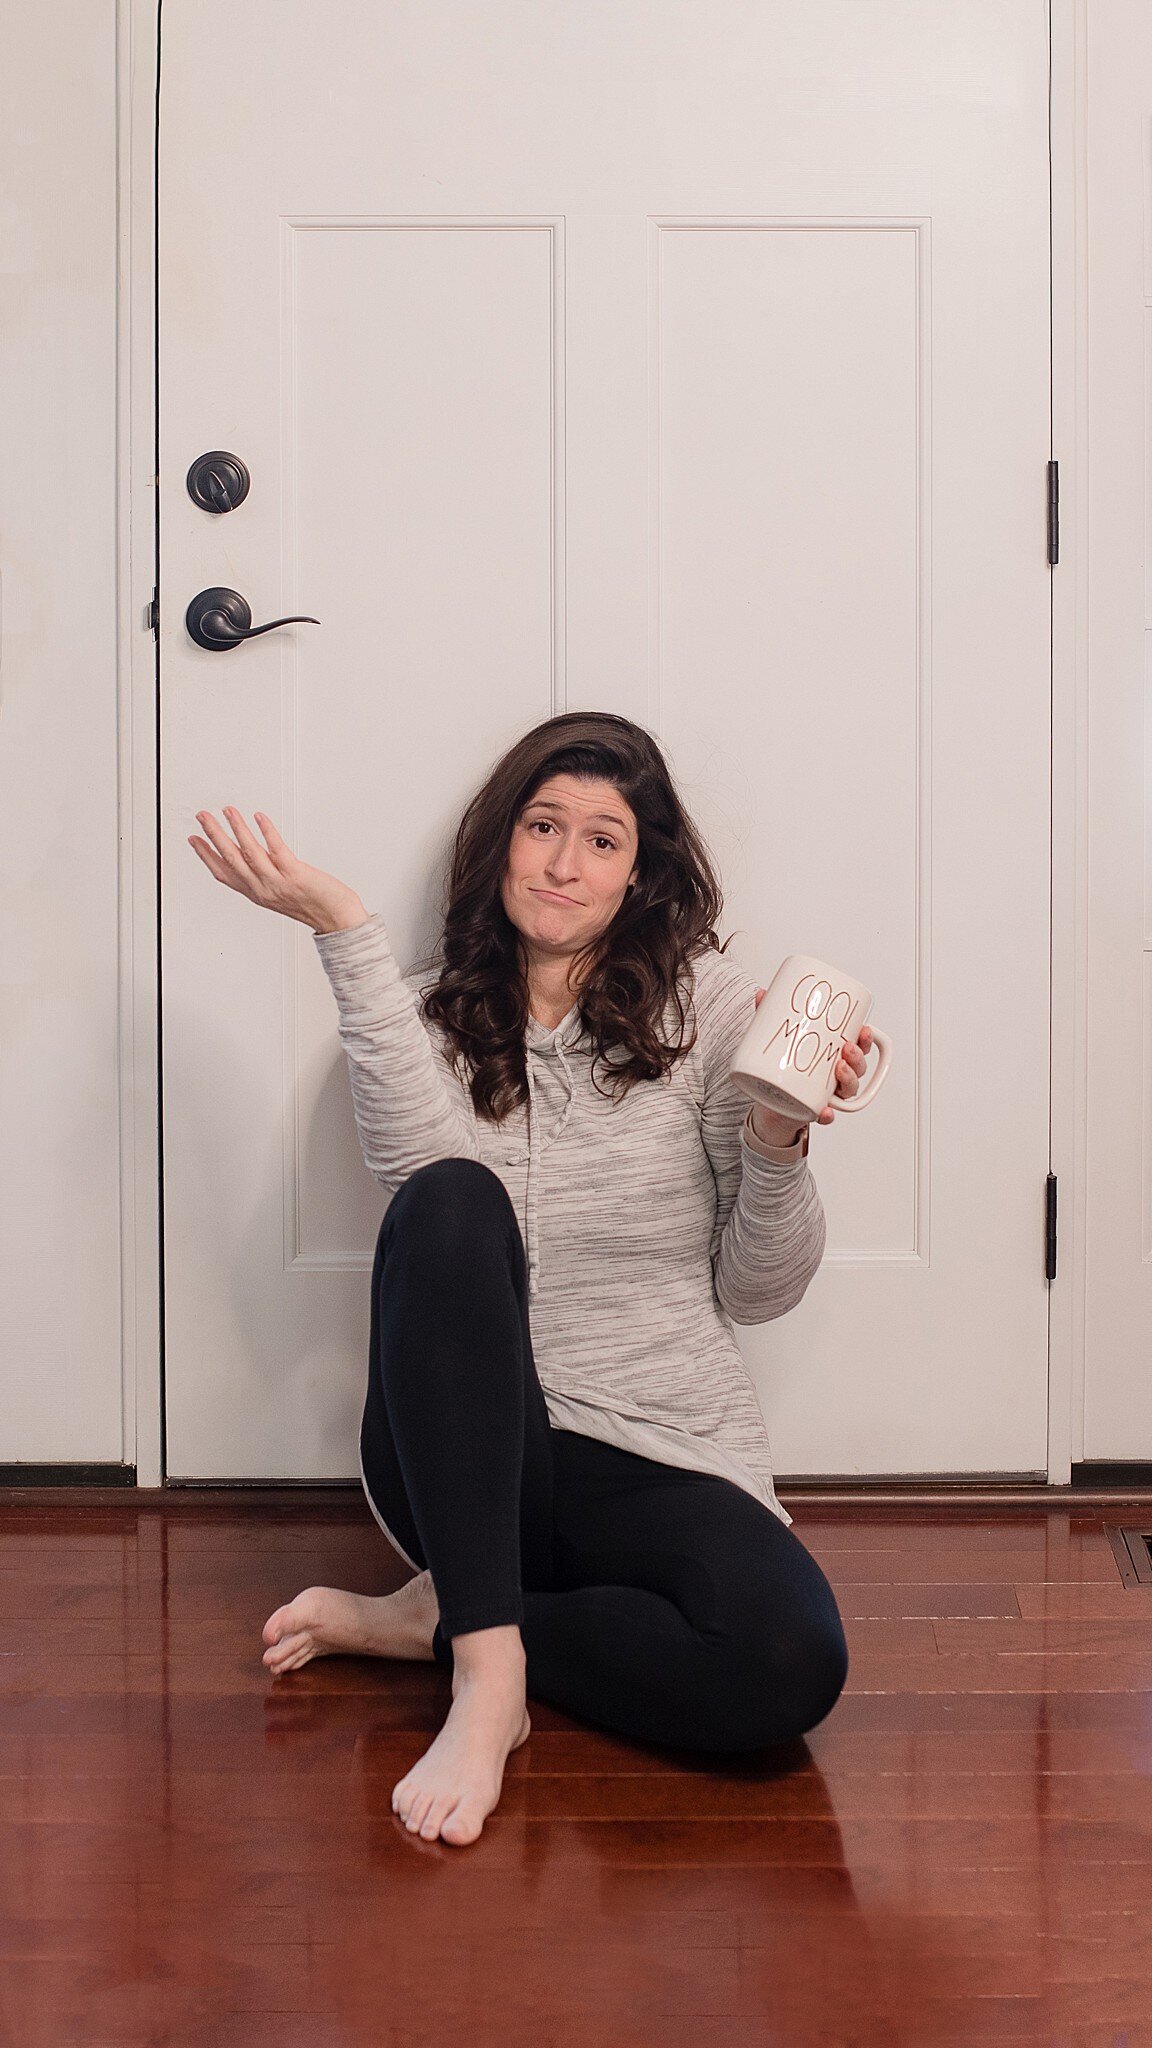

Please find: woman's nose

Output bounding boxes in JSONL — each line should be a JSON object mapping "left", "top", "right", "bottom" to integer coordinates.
{"left": 545, "top": 845, "right": 581, "bottom": 876}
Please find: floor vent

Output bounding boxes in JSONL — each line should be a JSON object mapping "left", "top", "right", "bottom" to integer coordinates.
{"left": 1106, "top": 1525, "right": 1152, "bottom": 1587}
{"left": 0, "top": 1463, "right": 137, "bottom": 1488}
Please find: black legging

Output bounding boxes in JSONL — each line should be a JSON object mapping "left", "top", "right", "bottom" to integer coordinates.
{"left": 359, "top": 1156, "right": 849, "bottom": 1754}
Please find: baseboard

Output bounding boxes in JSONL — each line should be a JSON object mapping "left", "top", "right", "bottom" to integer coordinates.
{"left": 4, "top": 1463, "right": 1151, "bottom": 1504}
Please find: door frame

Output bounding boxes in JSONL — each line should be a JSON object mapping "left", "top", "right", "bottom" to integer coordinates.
{"left": 117, "top": 0, "right": 1087, "bottom": 1489}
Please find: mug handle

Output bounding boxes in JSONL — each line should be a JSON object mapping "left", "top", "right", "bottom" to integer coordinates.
{"left": 829, "top": 1027, "right": 893, "bottom": 1113}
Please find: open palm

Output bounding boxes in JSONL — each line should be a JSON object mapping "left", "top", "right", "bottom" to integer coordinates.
{"left": 188, "top": 807, "right": 364, "bottom": 932}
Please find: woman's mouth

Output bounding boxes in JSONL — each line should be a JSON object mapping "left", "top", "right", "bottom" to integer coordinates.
{"left": 532, "top": 889, "right": 577, "bottom": 904}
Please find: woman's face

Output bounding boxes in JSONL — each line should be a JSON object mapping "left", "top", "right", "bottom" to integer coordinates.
{"left": 501, "top": 773, "right": 640, "bottom": 967}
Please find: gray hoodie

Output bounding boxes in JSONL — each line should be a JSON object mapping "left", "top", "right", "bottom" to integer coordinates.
{"left": 313, "top": 911, "right": 827, "bottom": 1527}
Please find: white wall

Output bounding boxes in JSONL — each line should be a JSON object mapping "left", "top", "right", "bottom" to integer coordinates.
{"left": 0, "top": 1, "right": 128, "bottom": 1467}
{"left": 0, "top": 0, "right": 1141, "bottom": 1482}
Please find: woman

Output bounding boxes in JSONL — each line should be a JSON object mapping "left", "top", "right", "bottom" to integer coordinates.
{"left": 188, "top": 711, "right": 862, "bottom": 1848}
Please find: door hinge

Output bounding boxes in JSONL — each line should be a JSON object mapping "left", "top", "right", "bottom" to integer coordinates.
{"left": 1045, "top": 1171, "right": 1058, "bottom": 1281}
{"left": 1047, "top": 460, "right": 1059, "bottom": 565}
{"left": 147, "top": 588, "right": 159, "bottom": 638}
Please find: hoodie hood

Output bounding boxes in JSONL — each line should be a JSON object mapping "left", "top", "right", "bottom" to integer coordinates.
{"left": 502, "top": 1005, "right": 583, "bottom": 1300}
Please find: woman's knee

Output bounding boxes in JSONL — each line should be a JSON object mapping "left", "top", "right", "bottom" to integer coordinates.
{"left": 378, "top": 1156, "right": 518, "bottom": 1270}
{"left": 726, "top": 1611, "right": 850, "bottom": 1748}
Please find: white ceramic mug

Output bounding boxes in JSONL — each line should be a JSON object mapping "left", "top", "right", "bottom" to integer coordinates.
{"left": 728, "top": 953, "right": 893, "bottom": 1123}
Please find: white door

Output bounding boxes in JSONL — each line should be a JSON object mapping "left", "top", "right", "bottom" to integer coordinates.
{"left": 159, "top": 1, "right": 1053, "bottom": 1483}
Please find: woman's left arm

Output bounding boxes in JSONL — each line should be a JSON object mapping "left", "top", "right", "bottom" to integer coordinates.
{"left": 697, "top": 960, "right": 839, "bottom": 1324}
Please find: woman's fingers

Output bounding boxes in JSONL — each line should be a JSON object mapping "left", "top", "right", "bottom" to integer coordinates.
{"left": 221, "top": 806, "right": 279, "bottom": 880}
{"left": 192, "top": 810, "right": 267, "bottom": 899}
{"left": 253, "top": 811, "right": 290, "bottom": 856}
{"left": 189, "top": 833, "right": 247, "bottom": 894}
{"left": 195, "top": 809, "right": 246, "bottom": 875}
{"left": 188, "top": 834, "right": 223, "bottom": 874}
{"left": 194, "top": 809, "right": 230, "bottom": 853}
{"left": 189, "top": 826, "right": 249, "bottom": 895}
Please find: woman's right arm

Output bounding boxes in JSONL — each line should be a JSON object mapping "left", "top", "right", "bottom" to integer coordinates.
{"left": 189, "top": 806, "right": 479, "bottom": 1189}
{"left": 313, "top": 912, "right": 479, "bottom": 1190}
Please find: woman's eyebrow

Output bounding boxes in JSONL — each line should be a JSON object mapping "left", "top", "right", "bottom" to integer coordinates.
{"left": 527, "top": 801, "right": 629, "bottom": 831}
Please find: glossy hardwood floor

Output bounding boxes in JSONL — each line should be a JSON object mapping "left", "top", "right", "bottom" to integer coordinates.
{"left": 3, "top": 1486, "right": 1152, "bottom": 2047}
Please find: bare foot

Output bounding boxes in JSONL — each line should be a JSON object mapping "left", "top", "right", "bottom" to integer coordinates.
{"left": 391, "top": 1653, "right": 531, "bottom": 1846}
{"left": 261, "top": 1571, "right": 439, "bottom": 1674}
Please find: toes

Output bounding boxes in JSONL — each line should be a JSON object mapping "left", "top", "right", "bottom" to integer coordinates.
{"left": 440, "top": 1804, "right": 482, "bottom": 1845}
{"left": 263, "top": 1588, "right": 326, "bottom": 1648}
{"left": 263, "top": 1631, "right": 309, "bottom": 1672}
{"left": 404, "top": 1789, "right": 436, "bottom": 1834}
{"left": 418, "top": 1796, "right": 454, "bottom": 1840}
{"left": 389, "top": 1783, "right": 485, "bottom": 1847}
{"left": 264, "top": 1600, "right": 307, "bottom": 1646}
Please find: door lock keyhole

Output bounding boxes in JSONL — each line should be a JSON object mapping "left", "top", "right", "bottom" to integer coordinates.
{"left": 186, "top": 451, "right": 251, "bottom": 514}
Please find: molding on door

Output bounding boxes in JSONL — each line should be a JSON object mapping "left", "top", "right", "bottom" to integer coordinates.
{"left": 118, "top": 0, "right": 1090, "bottom": 1492}
{"left": 1048, "top": 0, "right": 1090, "bottom": 1485}
{"left": 117, "top": 0, "right": 163, "bottom": 1484}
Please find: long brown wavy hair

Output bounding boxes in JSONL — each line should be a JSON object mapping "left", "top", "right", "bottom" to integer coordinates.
{"left": 413, "top": 711, "right": 736, "bottom": 1125}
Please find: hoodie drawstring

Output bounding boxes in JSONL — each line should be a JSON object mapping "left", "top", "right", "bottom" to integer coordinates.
{"left": 515, "top": 1030, "right": 578, "bottom": 1300}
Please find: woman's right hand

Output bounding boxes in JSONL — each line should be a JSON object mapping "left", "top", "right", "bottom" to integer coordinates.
{"left": 188, "top": 808, "right": 368, "bottom": 933}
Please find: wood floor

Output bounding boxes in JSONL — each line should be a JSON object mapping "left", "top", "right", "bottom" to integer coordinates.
{"left": 3, "top": 1485, "right": 1152, "bottom": 2047}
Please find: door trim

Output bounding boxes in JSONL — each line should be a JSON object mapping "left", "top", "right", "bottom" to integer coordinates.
{"left": 1047, "top": 0, "right": 1089, "bottom": 1486}
{"left": 117, "top": 0, "right": 163, "bottom": 1483}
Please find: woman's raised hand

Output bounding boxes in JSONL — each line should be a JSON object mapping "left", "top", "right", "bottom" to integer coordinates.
{"left": 188, "top": 808, "right": 368, "bottom": 933}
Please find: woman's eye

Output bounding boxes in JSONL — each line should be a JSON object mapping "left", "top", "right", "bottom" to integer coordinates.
{"left": 528, "top": 820, "right": 616, "bottom": 851}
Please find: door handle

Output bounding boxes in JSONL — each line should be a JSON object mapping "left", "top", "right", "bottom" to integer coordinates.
{"left": 185, "top": 586, "right": 320, "bottom": 651}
